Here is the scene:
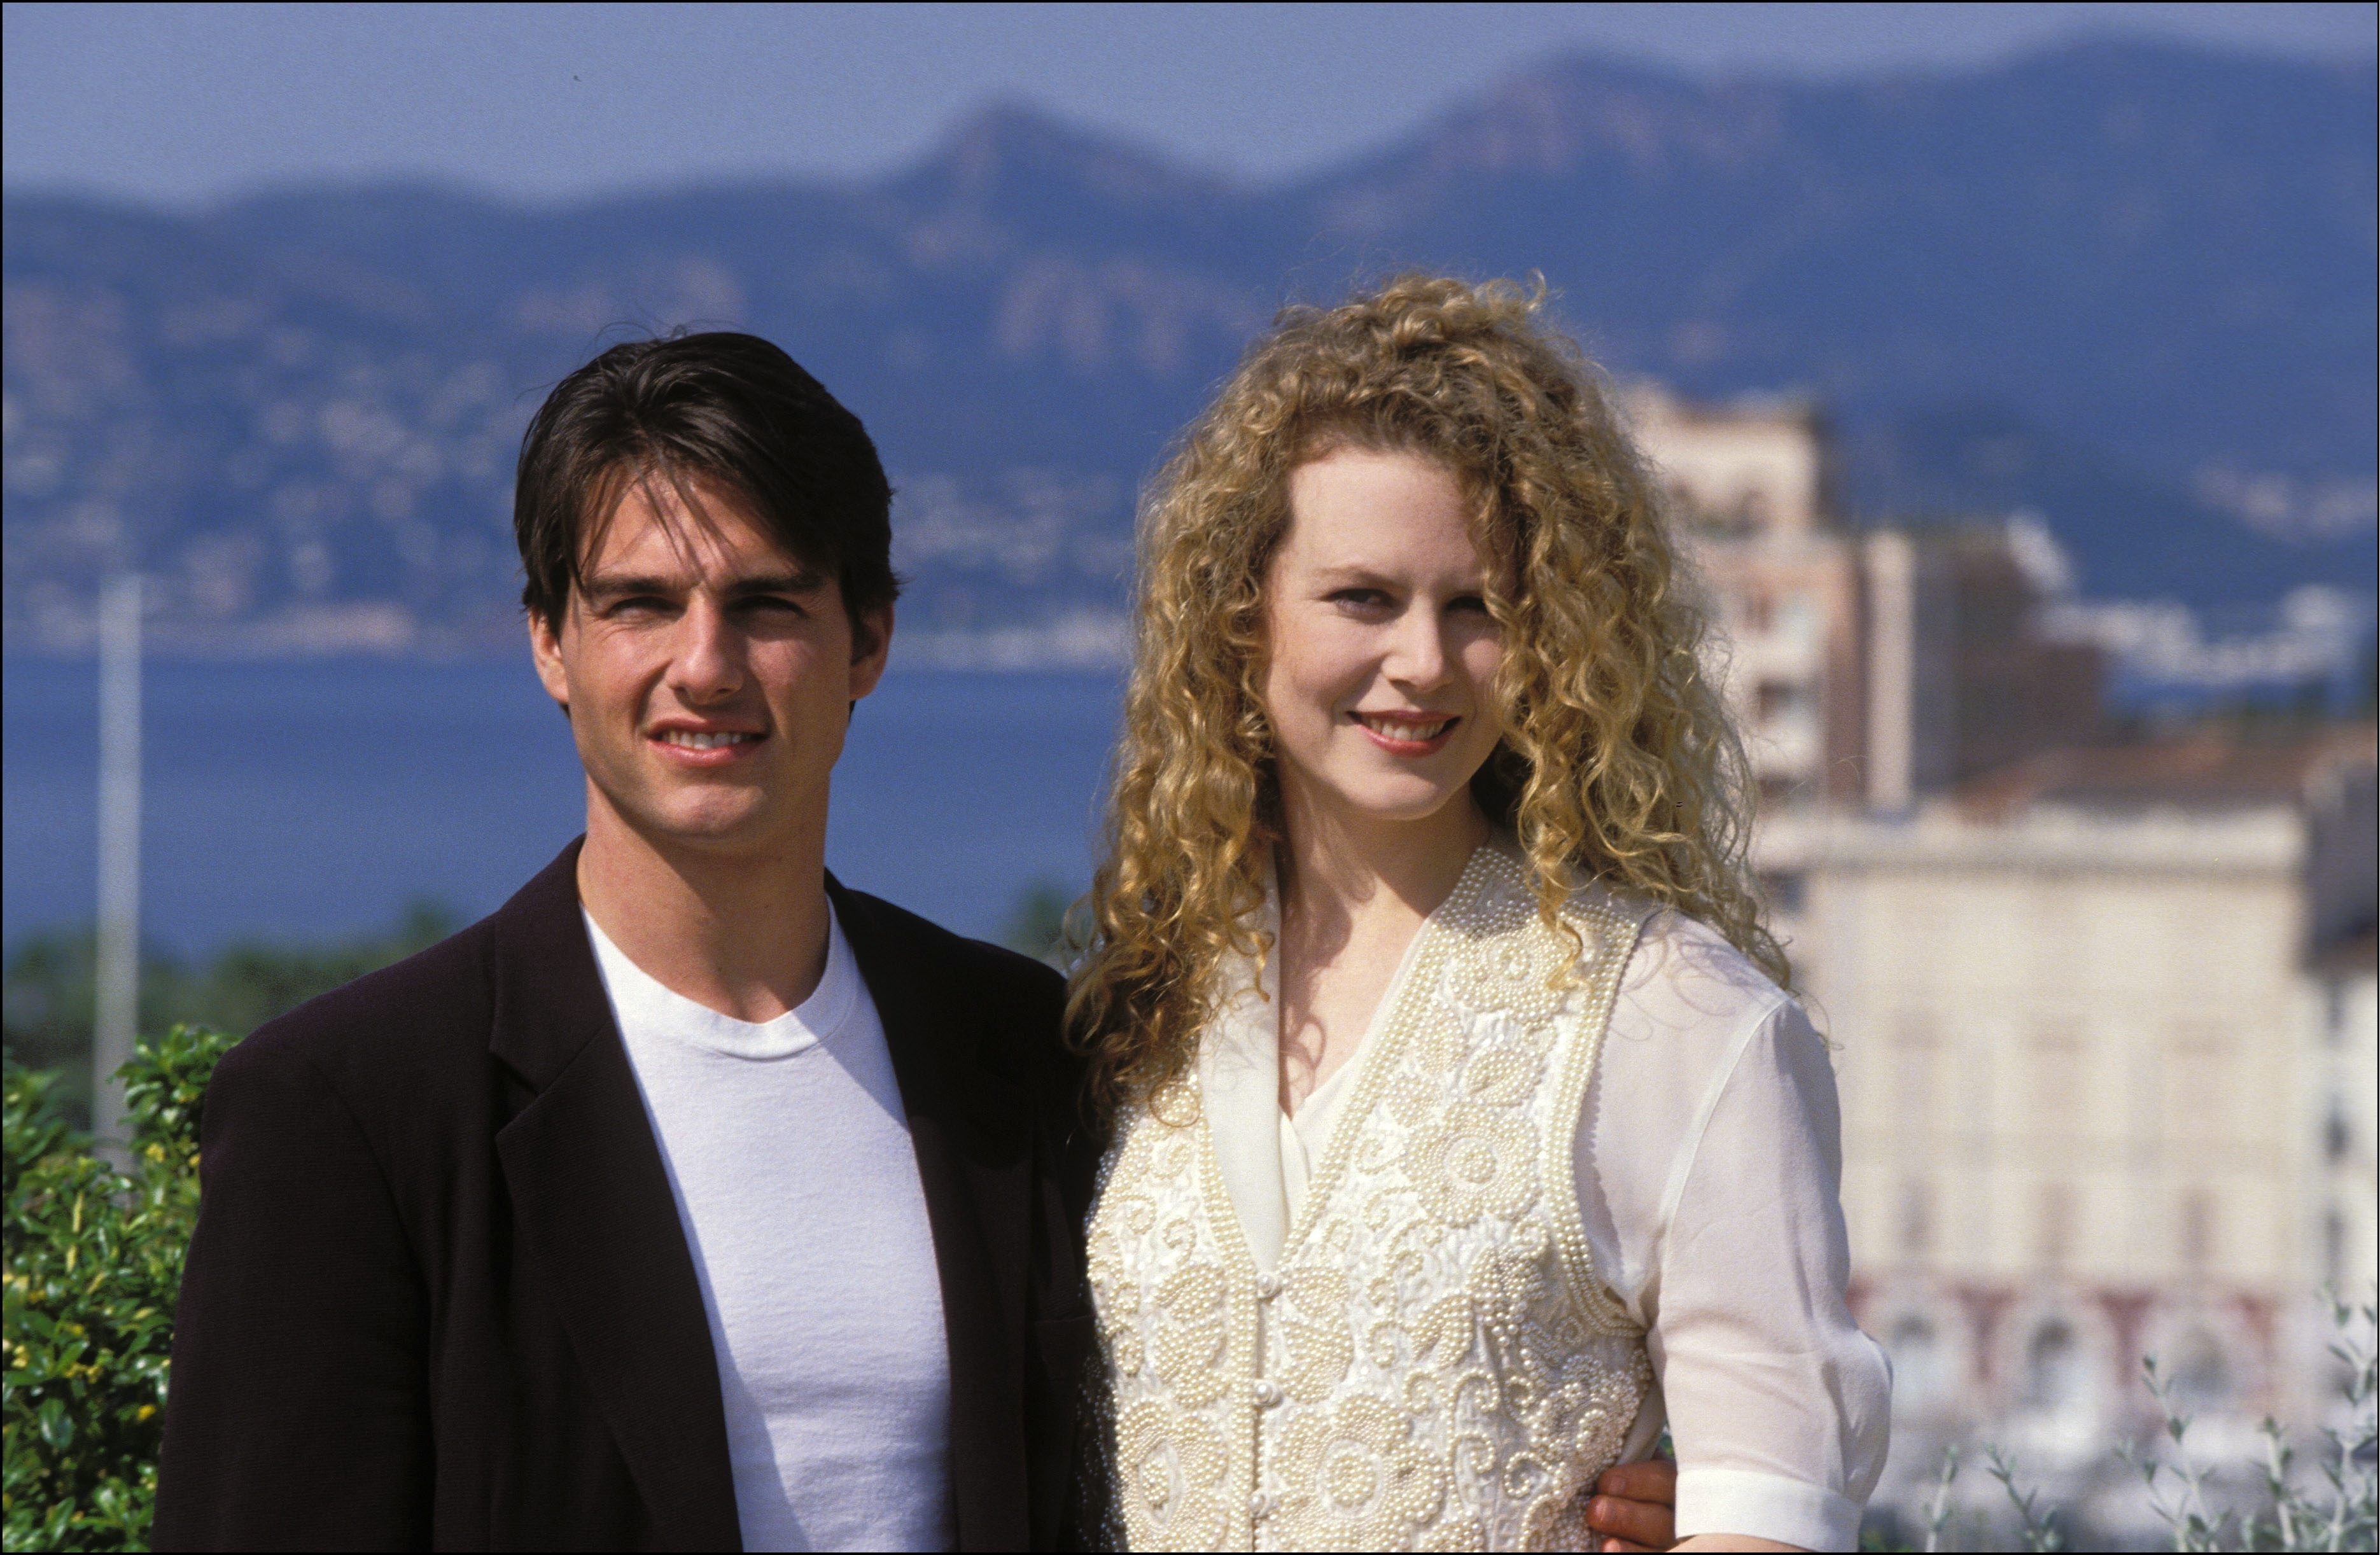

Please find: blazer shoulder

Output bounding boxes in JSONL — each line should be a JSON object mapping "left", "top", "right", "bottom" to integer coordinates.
{"left": 836, "top": 884, "right": 1064, "bottom": 1009}
{"left": 227, "top": 912, "right": 503, "bottom": 1098}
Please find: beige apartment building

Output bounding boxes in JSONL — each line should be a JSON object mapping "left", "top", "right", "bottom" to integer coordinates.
{"left": 1760, "top": 730, "right": 2377, "bottom": 1486}
{"left": 1626, "top": 384, "right": 2101, "bottom": 811}
{"left": 1633, "top": 383, "right": 2378, "bottom": 1523}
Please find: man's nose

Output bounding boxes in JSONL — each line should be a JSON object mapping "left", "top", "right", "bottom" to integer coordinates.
{"left": 669, "top": 596, "right": 744, "bottom": 702}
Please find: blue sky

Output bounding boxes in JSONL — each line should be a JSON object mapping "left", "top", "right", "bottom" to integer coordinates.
{"left": 4, "top": 3, "right": 2374, "bottom": 205}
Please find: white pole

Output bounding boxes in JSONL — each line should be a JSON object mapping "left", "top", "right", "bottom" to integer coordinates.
{"left": 94, "top": 574, "right": 143, "bottom": 1145}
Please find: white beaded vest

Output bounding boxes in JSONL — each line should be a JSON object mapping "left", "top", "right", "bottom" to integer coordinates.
{"left": 1083, "top": 843, "right": 1657, "bottom": 1551}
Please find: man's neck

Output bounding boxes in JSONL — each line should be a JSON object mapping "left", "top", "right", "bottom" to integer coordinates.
{"left": 577, "top": 795, "right": 832, "bottom": 1024}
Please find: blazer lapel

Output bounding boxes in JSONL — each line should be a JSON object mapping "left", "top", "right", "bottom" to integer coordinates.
{"left": 489, "top": 843, "right": 742, "bottom": 1551}
{"left": 830, "top": 877, "right": 1035, "bottom": 1554}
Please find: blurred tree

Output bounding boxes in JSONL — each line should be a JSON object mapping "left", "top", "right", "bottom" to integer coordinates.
{"left": 2, "top": 903, "right": 456, "bottom": 1130}
{"left": 999, "top": 881, "right": 1079, "bottom": 970}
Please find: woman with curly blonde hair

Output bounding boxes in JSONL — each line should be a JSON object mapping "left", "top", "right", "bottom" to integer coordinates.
{"left": 1070, "top": 277, "right": 1888, "bottom": 1552}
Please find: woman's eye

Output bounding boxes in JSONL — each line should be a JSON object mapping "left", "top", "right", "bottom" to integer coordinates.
{"left": 1329, "top": 588, "right": 1392, "bottom": 609}
{"left": 1450, "top": 594, "right": 1491, "bottom": 615}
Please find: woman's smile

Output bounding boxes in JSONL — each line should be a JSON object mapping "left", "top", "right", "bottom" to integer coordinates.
{"left": 1350, "top": 709, "right": 1460, "bottom": 755}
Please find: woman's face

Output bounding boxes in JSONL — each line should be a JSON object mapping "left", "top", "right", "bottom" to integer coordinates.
{"left": 1261, "top": 445, "right": 1506, "bottom": 833}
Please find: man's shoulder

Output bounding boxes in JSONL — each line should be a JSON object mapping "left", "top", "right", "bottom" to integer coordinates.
{"left": 833, "top": 882, "right": 1063, "bottom": 1008}
{"left": 224, "top": 912, "right": 506, "bottom": 1101}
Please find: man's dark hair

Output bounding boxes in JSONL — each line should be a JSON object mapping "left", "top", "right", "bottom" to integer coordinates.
{"left": 514, "top": 331, "right": 899, "bottom": 631}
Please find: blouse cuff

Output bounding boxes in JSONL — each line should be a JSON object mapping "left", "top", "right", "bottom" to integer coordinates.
{"left": 1676, "top": 1466, "right": 1863, "bottom": 1551}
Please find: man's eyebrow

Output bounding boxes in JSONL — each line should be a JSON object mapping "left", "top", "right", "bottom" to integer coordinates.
{"left": 724, "top": 569, "right": 829, "bottom": 596}
{"left": 580, "top": 568, "right": 828, "bottom": 599}
{"left": 580, "top": 572, "right": 680, "bottom": 599}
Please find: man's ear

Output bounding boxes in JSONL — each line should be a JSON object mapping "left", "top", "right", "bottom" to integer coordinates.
{"left": 848, "top": 601, "right": 895, "bottom": 702}
{"left": 529, "top": 604, "right": 573, "bottom": 718}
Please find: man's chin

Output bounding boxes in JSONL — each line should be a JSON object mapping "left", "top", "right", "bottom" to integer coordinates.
{"left": 610, "top": 796, "right": 785, "bottom": 856}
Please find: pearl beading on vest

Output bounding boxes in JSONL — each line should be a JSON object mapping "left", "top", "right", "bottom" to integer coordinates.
{"left": 1081, "top": 844, "right": 1658, "bottom": 1551}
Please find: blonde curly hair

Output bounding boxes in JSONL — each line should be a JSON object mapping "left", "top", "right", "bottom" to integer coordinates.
{"left": 1068, "top": 274, "right": 1785, "bottom": 1113}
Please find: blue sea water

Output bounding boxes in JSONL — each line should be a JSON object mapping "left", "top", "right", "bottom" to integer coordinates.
{"left": 1, "top": 658, "right": 1125, "bottom": 956}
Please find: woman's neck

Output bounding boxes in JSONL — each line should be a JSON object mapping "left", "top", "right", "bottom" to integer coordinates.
{"left": 1274, "top": 782, "right": 1492, "bottom": 941}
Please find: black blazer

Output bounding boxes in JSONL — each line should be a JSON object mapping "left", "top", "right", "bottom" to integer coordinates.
{"left": 153, "top": 842, "right": 1100, "bottom": 1551}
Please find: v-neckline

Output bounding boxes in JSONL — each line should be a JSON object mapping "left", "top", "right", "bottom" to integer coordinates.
{"left": 1196, "top": 839, "right": 1504, "bottom": 1273}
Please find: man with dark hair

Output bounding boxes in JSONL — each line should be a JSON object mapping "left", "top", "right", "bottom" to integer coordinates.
{"left": 153, "top": 333, "right": 1098, "bottom": 1551}
{"left": 151, "top": 331, "right": 1683, "bottom": 1552}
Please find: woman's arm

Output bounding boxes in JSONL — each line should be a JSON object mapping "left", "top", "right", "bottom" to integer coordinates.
{"left": 1640, "top": 995, "right": 1892, "bottom": 1551}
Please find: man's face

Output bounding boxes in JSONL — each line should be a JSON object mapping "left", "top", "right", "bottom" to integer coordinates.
{"left": 529, "top": 475, "right": 890, "bottom": 860}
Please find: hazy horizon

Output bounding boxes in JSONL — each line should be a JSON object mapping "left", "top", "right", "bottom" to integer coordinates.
{"left": 6, "top": 3, "right": 2374, "bottom": 209}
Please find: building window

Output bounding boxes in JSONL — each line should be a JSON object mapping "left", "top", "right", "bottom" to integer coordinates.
{"left": 2018, "top": 1317, "right": 2092, "bottom": 1421}
{"left": 1756, "top": 679, "right": 1809, "bottom": 722}
{"left": 1898, "top": 1180, "right": 1931, "bottom": 1258}
{"left": 1889, "top": 1314, "right": 1955, "bottom": 1411}
{"left": 2038, "top": 1183, "right": 2073, "bottom": 1270}
{"left": 2180, "top": 1190, "right": 2217, "bottom": 1272}
{"left": 2167, "top": 1328, "right": 2235, "bottom": 1416}
{"left": 2030, "top": 1019, "right": 2084, "bottom": 1133}
{"left": 1759, "top": 870, "right": 1808, "bottom": 914}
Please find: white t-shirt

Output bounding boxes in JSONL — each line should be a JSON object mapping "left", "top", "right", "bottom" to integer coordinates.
{"left": 585, "top": 907, "right": 956, "bottom": 1553}
{"left": 1227, "top": 894, "right": 1891, "bottom": 1552}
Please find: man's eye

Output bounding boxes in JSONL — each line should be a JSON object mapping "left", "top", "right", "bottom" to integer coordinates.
{"left": 608, "top": 596, "right": 673, "bottom": 616}
{"left": 741, "top": 596, "right": 807, "bottom": 615}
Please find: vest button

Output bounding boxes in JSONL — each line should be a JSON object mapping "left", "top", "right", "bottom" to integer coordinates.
{"left": 1256, "top": 1271, "right": 1283, "bottom": 1299}
{"left": 1254, "top": 1379, "right": 1284, "bottom": 1407}
{"left": 1249, "top": 1491, "right": 1273, "bottom": 1521}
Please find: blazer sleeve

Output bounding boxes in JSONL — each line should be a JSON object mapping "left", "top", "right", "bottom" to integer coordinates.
{"left": 153, "top": 1035, "right": 431, "bottom": 1551}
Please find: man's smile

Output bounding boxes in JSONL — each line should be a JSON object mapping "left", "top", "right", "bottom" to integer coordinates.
{"left": 648, "top": 721, "right": 767, "bottom": 765}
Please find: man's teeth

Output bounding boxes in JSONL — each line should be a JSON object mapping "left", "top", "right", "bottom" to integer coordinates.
{"left": 659, "top": 730, "right": 755, "bottom": 750}
{"left": 1359, "top": 714, "right": 1453, "bottom": 742}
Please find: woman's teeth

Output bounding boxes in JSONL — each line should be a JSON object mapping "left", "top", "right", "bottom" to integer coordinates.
{"left": 1357, "top": 713, "right": 1454, "bottom": 742}
{"left": 659, "top": 730, "right": 757, "bottom": 750}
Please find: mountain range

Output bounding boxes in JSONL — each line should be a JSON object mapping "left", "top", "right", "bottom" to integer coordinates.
{"left": 3, "top": 38, "right": 2372, "bottom": 659}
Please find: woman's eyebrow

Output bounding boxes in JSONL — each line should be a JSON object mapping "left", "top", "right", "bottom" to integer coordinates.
{"left": 1310, "top": 564, "right": 1395, "bottom": 587}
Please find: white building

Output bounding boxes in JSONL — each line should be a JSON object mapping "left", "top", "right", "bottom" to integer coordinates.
{"left": 1627, "top": 384, "right": 2103, "bottom": 810}
{"left": 1758, "top": 728, "right": 2379, "bottom": 1518}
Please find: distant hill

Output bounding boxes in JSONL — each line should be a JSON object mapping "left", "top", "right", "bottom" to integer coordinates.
{"left": 3, "top": 38, "right": 2371, "bottom": 655}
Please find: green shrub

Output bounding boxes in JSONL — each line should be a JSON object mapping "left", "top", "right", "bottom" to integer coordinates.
{"left": 3, "top": 904, "right": 454, "bottom": 1131}
{"left": 4, "top": 1024, "right": 235, "bottom": 1552}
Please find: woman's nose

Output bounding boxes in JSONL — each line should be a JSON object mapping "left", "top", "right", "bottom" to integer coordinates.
{"left": 1383, "top": 606, "right": 1452, "bottom": 687}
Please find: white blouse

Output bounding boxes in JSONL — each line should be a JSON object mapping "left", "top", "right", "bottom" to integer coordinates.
{"left": 1200, "top": 885, "right": 1891, "bottom": 1551}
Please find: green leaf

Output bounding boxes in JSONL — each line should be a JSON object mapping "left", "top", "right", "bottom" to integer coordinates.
{"left": 34, "top": 1397, "right": 73, "bottom": 1451}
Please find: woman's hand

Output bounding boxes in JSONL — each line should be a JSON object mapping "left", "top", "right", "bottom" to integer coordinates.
{"left": 1585, "top": 1458, "right": 1677, "bottom": 1552}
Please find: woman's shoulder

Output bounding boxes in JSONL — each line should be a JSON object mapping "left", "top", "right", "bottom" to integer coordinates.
{"left": 1473, "top": 842, "right": 1800, "bottom": 1040}
{"left": 1572, "top": 889, "right": 1803, "bottom": 1064}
